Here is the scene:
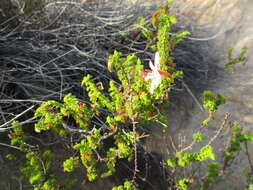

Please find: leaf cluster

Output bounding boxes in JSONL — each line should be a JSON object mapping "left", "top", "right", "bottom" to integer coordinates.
{"left": 112, "top": 180, "right": 137, "bottom": 190}
{"left": 167, "top": 145, "right": 215, "bottom": 168}
{"left": 225, "top": 45, "right": 248, "bottom": 70}
{"left": 34, "top": 93, "right": 93, "bottom": 135}
{"left": 20, "top": 150, "right": 58, "bottom": 190}
{"left": 224, "top": 122, "right": 253, "bottom": 165}
{"left": 8, "top": 121, "right": 27, "bottom": 150}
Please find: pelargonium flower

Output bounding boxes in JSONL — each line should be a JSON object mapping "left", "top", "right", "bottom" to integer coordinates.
{"left": 143, "top": 52, "right": 171, "bottom": 94}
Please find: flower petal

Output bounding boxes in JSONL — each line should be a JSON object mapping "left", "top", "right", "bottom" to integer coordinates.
{"left": 153, "top": 77, "right": 161, "bottom": 89}
{"left": 150, "top": 81, "right": 156, "bottom": 94}
{"left": 145, "top": 52, "right": 163, "bottom": 94}
{"left": 149, "top": 60, "right": 155, "bottom": 71}
{"left": 144, "top": 73, "right": 155, "bottom": 81}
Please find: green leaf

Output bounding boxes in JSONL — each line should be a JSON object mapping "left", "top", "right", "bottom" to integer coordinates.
{"left": 5, "top": 154, "right": 17, "bottom": 160}
{"left": 177, "top": 178, "right": 189, "bottom": 190}
{"left": 203, "top": 91, "right": 226, "bottom": 113}
{"left": 197, "top": 145, "right": 215, "bottom": 161}
{"left": 200, "top": 162, "right": 219, "bottom": 190}
{"left": 29, "top": 173, "right": 43, "bottom": 184}
{"left": 167, "top": 157, "right": 177, "bottom": 168}
{"left": 63, "top": 157, "right": 80, "bottom": 172}
{"left": 192, "top": 133, "right": 205, "bottom": 141}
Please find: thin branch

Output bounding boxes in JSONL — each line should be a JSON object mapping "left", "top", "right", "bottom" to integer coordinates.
{"left": 182, "top": 81, "right": 204, "bottom": 112}
{"left": 207, "top": 113, "right": 230, "bottom": 146}
{"left": 180, "top": 112, "right": 230, "bottom": 153}
{"left": 62, "top": 122, "right": 92, "bottom": 135}
{"left": 99, "top": 128, "right": 117, "bottom": 142}
{"left": 131, "top": 117, "right": 139, "bottom": 185}
{"left": 244, "top": 141, "right": 253, "bottom": 175}
{"left": 27, "top": 136, "right": 61, "bottom": 146}
{"left": 180, "top": 140, "right": 197, "bottom": 153}
{"left": 0, "top": 142, "right": 20, "bottom": 150}
{"left": 0, "top": 105, "right": 35, "bottom": 129}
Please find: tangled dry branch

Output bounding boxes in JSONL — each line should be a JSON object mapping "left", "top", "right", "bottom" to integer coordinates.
{"left": 0, "top": 0, "right": 241, "bottom": 131}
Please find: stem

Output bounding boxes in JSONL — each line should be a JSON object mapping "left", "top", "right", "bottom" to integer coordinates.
{"left": 62, "top": 122, "right": 92, "bottom": 135}
{"left": 0, "top": 142, "right": 20, "bottom": 150}
{"left": 245, "top": 141, "right": 253, "bottom": 175}
{"left": 131, "top": 117, "right": 139, "bottom": 185}
{"left": 207, "top": 113, "right": 229, "bottom": 146}
{"left": 0, "top": 105, "right": 35, "bottom": 130}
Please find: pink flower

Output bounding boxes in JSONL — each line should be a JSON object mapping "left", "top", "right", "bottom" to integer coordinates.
{"left": 143, "top": 52, "right": 171, "bottom": 94}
